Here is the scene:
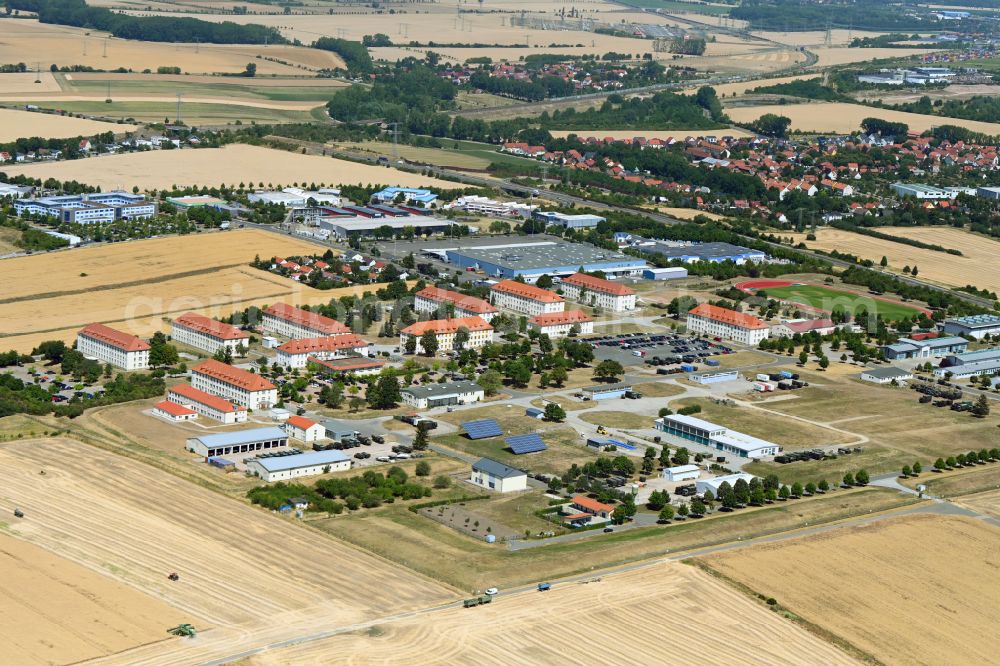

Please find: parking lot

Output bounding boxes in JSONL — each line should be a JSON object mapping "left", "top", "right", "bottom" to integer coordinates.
{"left": 4, "top": 365, "right": 106, "bottom": 404}
{"left": 587, "top": 332, "right": 732, "bottom": 368}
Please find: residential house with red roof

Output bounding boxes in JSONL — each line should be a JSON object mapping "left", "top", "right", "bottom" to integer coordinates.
{"left": 167, "top": 383, "right": 248, "bottom": 424}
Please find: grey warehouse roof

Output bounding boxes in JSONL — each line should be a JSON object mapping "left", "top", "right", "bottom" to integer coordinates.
{"left": 643, "top": 242, "right": 764, "bottom": 260}
{"left": 251, "top": 449, "right": 349, "bottom": 472}
{"left": 472, "top": 457, "right": 526, "bottom": 479}
{"left": 451, "top": 243, "right": 642, "bottom": 271}
{"left": 862, "top": 366, "right": 912, "bottom": 379}
{"left": 582, "top": 383, "right": 633, "bottom": 394}
{"left": 188, "top": 426, "right": 287, "bottom": 447}
{"left": 402, "top": 380, "right": 484, "bottom": 400}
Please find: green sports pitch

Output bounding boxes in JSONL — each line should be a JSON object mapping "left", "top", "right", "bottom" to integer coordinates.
{"left": 756, "top": 284, "right": 925, "bottom": 319}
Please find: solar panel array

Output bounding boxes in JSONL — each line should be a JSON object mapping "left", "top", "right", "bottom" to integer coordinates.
{"left": 506, "top": 433, "right": 547, "bottom": 454}
{"left": 462, "top": 418, "right": 503, "bottom": 440}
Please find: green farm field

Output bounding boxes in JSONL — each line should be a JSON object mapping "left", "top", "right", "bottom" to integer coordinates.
{"left": 757, "top": 283, "right": 925, "bottom": 319}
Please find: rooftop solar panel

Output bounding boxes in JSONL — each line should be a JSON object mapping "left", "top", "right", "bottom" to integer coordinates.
{"left": 462, "top": 418, "right": 503, "bottom": 440}
{"left": 506, "top": 433, "right": 547, "bottom": 454}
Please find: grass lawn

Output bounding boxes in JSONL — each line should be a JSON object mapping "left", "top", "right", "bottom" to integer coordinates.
{"left": 710, "top": 351, "right": 777, "bottom": 371}
{"left": 755, "top": 284, "right": 923, "bottom": 319}
{"left": 466, "top": 489, "right": 568, "bottom": 537}
{"left": 0, "top": 226, "right": 21, "bottom": 254}
{"left": 0, "top": 414, "right": 54, "bottom": 441}
{"left": 434, "top": 427, "right": 594, "bottom": 476}
{"left": 632, "top": 381, "right": 686, "bottom": 398}
{"left": 530, "top": 396, "right": 591, "bottom": 412}
{"left": 670, "top": 397, "right": 857, "bottom": 450}
{"left": 906, "top": 464, "right": 1000, "bottom": 497}
{"left": 316, "top": 487, "right": 918, "bottom": 592}
{"left": 334, "top": 140, "right": 492, "bottom": 170}
{"left": 579, "top": 410, "right": 656, "bottom": 429}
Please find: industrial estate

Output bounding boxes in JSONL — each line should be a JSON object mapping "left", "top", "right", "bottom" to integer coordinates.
{"left": 2, "top": 0, "right": 1000, "bottom": 664}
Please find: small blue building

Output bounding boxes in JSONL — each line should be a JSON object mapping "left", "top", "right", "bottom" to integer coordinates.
{"left": 371, "top": 187, "right": 438, "bottom": 205}
{"left": 581, "top": 383, "right": 631, "bottom": 400}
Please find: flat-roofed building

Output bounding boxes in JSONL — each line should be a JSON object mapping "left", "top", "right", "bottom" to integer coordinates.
{"left": 656, "top": 414, "right": 780, "bottom": 458}
{"left": 310, "top": 356, "right": 385, "bottom": 377}
{"left": 942, "top": 314, "right": 1000, "bottom": 340}
{"left": 450, "top": 243, "right": 646, "bottom": 281}
{"left": 528, "top": 310, "right": 594, "bottom": 338}
{"left": 166, "top": 383, "right": 248, "bottom": 424}
{"left": 171, "top": 312, "right": 249, "bottom": 355}
{"left": 401, "top": 380, "right": 484, "bottom": 409}
{"left": 860, "top": 367, "right": 914, "bottom": 384}
{"left": 696, "top": 472, "right": 757, "bottom": 496}
{"left": 490, "top": 279, "right": 565, "bottom": 316}
{"left": 186, "top": 426, "right": 288, "bottom": 458}
{"left": 262, "top": 303, "right": 350, "bottom": 339}
{"left": 687, "top": 303, "right": 769, "bottom": 346}
{"left": 246, "top": 449, "right": 350, "bottom": 482}
{"left": 662, "top": 464, "right": 701, "bottom": 482}
{"left": 76, "top": 323, "right": 150, "bottom": 370}
{"left": 400, "top": 317, "right": 493, "bottom": 355}
{"left": 275, "top": 334, "right": 370, "bottom": 368}
{"left": 559, "top": 272, "right": 636, "bottom": 312}
{"left": 880, "top": 336, "right": 968, "bottom": 360}
{"left": 191, "top": 359, "right": 277, "bottom": 410}
{"left": 414, "top": 287, "right": 498, "bottom": 322}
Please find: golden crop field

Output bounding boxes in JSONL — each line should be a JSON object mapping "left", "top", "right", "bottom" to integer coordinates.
{"left": 0, "top": 20, "right": 342, "bottom": 75}
{"left": 3, "top": 144, "right": 460, "bottom": 191}
{"left": 0, "top": 532, "right": 182, "bottom": 665}
{"left": 0, "top": 108, "right": 135, "bottom": 142}
{"left": 0, "top": 72, "right": 62, "bottom": 93}
{"left": 0, "top": 437, "right": 453, "bottom": 665}
{"left": 335, "top": 140, "right": 493, "bottom": 170}
{"left": 247, "top": 562, "right": 855, "bottom": 665}
{"left": 0, "top": 228, "right": 380, "bottom": 353}
{"left": 725, "top": 101, "right": 1000, "bottom": 135}
{"left": 548, "top": 128, "right": 754, "bottom": 139}
{"left": 701, "top": 514, "right": 1000, "bottom": 665}
{"left": 809, "top": 46, "right": 937, "bottom": 67}
{"left": 788, "top": 226, "right": 1000, "bottom": 295}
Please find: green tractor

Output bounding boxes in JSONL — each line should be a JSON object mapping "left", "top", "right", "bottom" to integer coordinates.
{"left": 167, "top": 624, "right": 197, "bottom": 637}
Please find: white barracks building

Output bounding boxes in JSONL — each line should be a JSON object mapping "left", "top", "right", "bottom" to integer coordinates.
{"left": 171, "top": 312, "right": 249, "bottom": 354}
{"left": 166, "top": 383, "right": 248, "bottom": 424}
{"left": 275, "top": 334, "right": 371, "bottom": 369}
{"left": 191, "top": 359, "right": 277, "bottom": 410}
{"left": 490, "top": 279, "right": 564, "bottom": 316}
{"left": 262, "top": 302, "right": 350, "bottom": 339}
{"left": 687, "top": 303, "right": 769, "bottom": 346}
{"left": 529, "top": 310, "right": 594, "bottom": 338}
{"left": 560, "top": 272, "right": 636, "bottom": 312}
{"left": 414, "top": 286, "right": 499, "bottom": 322}
{"left": 76, "top": 323, "right": 150, "bottom": 370}
{"left": 400, "top": 317, "right": 494, "bottom": 354}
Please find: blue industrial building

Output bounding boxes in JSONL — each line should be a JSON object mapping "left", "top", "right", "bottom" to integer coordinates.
{"left": 642, "top": 241, "right": 767, "bottom": 264}
{"left": 880, "top": 336, "right": 968, "bottom": 360}
{"left": 371, "top": 187, "right": 438, "bottom": 205}
{"left": 532, "top": 211, "right": 605, "bottom": 229}
{"left": 692, "top": 370, "right": 740, "bottom": 385}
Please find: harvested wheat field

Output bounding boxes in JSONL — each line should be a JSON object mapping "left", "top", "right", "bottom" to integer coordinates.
{"left": 0, "top": 533, "right": 183, "bottom": 665}
{"left": 956, "top": 488, "right": 1000, "bottom": 520}
{"left": 726, "top": 101, "right": 1000, "bottom": 135}
{"left": 247, "top": 562, "right": 854, "bottom": 666}
{"left": 0, "top": 107, "right": 134, "bottom": 142}
{"left": 4, "top": 143, "right": 458, "bottom": 191}
{"left": 692, "top": 49, "right": 805, "bottom": 74}
{"left": 788, "top": 226, "right": 1000, "bottom": 295}
{"left": 0, "top": 229, "right": 382, "bottom": 353}
{"left": 701, "top": 513, "right": 1000, "bottom": 666}
{"left": 0, "top": 71, "right": 61, "bottom": 93}
{"left": 0, "top": 20, "right": 341, "bottom": 75}
{"left": 0, "top": 438, "right": 453, "bottom": 665}
{"left": 688, "top": 73, "right": 816, "bottom": 99}
{"left": 810, "top": 46, "right": 936, "bottom": 67}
